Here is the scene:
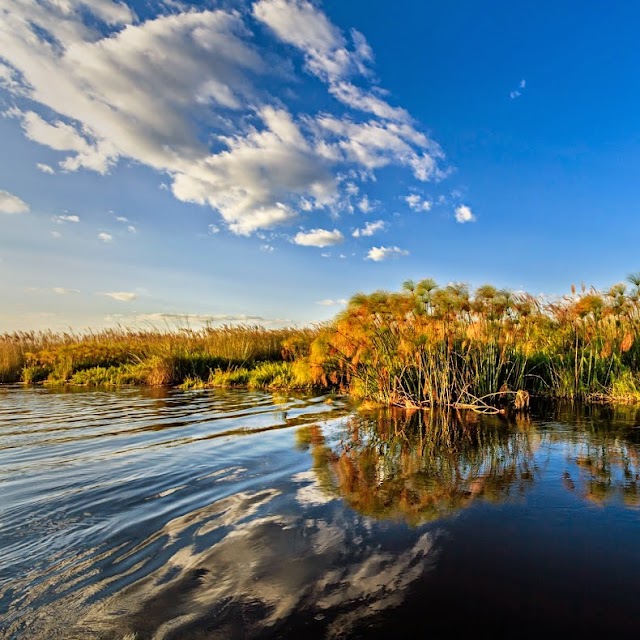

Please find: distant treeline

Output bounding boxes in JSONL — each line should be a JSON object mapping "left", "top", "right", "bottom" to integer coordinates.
{"left": 3, "top": 273, "right": 640, "bottom": 407}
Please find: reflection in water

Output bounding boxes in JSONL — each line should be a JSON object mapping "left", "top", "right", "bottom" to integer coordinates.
{"left": 1, "top": 389, "right": 640, "bottom": 638}
{"left": 544, "top": 403, "right": 640, "bottom": 508}
{"left": 75, "top": 494, "right": 436, "bottom": 640}
{"left": 298, "top": 408, "right": 539, "bottom": 524}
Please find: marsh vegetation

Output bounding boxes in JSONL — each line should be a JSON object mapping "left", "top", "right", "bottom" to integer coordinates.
{"left": 4, "top": 273, "right": 640, "bottom": 408}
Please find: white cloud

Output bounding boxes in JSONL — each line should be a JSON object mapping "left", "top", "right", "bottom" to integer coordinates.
{"left": 208, "top": 224, "right": 220, "bottom": 234}
{"left": 454, "top": 204, "right": 476, "bottom": 223}
{"left": 345, "top": 182, "right": 359, "bottom": 196}
{"left": 260, "top": 243, "right": 275, "bottom": 252}
{"left": 0, "top": 189, "right": 29, "bottom": 214}
{"left": 316, "top": 298, "right": 347, "bottom": 306}
{"left": 98, "top": 232, "right": 113, "bottom": 242}
{"left": 352, "top": 220, "right": 385, "bottom": 237}
{"left": 172, "top": 107, "right": 336, "bottom": 235}
{"left": 52, "top": 214, "right": 79, "bottom": 223}
{"left": 314, "top": 116, "right": 442, "bottom": 180}
{"left": 293, "top": 228, "right": 344, "bottom": 247}
{"left": 37, "top": 163, "right": 55, "bottom": 174}
{"left": 102, "top": 291, "right": 137, "bottom": 302}
{"left": 0, "top": 0, "right": 446, "bottom": 237}
{"left": 50, "top": 231, "right": 62, "bottom": 239}
{"left": 329, "top": 82, "right": 409, "bottom": 121}
{"left": 253, "top": 0, "right": 367, "bottom": 83}
{"left": 510, "top": 78, "right": 526, "bottom": 99}
{"left": 53, "top": 287, "right": 79, "bottom": 295}
{"left": 366, "top": 245, "right": 409, "bottom": 261}
{"left": 0, "top": 60, "right": 22, "bottom": 91}
{"left": 404, "top": 194, "right": 431, "bottom": 212}
{"left": 357, "top": 195, "right": 374, "bottom": 213}
{"left": 114, "top": 215, "right": 136, "bottom": 233}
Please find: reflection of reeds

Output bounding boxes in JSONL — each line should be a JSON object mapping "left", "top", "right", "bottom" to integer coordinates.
{"left": 299, "top": 408, "right": 538, "bottom": 525}
{"left": 547, "top": 403, "right": 640, "bottom": 508}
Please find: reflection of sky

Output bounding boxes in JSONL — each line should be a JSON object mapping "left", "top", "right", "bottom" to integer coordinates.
{"left": 74, "top": 486, "right": 440, "bottom": 640}
{"left": 2, "top": 391, "right": 640, "bottom": 638}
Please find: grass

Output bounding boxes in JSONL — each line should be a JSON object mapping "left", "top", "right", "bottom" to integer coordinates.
{"left": 4, "top": 273, "right": 640, "bottom": 407}
{"left": 0, "top": 325, "right": 319, "bottom": 390}
{"left": 307, "top": 273, "right": 640, "bottom": 408}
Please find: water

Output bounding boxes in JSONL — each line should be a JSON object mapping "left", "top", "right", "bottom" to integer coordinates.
{"left": 1, "top": 386, "right": 639, "bottom": 638}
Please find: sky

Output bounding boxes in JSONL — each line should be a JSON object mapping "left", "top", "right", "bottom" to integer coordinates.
{"left": 2, "top": 0, "right": 640, "bottom": 332}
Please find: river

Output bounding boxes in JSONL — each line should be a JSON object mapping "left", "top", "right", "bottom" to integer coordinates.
{"left": 1, "top": 385, "right": 639, "bottom": 638}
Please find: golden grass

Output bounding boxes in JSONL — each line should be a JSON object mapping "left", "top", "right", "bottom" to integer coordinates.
{"left": 0, "top": 325, "right": 319, "bottom": 387}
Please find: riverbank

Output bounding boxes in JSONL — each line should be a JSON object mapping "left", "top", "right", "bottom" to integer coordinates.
{"left": 4, "top": 274, "right": 640, "bottom": 407}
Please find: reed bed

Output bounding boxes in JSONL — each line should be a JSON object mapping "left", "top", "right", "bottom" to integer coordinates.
{"left": 308, "top": 274, "right": 640, "bottom": 408}
{"left": 4, "top": 274, "right": 640, "bottom": 407}
{"left": 0, "top": 325, "right": 318, "bottom": 389}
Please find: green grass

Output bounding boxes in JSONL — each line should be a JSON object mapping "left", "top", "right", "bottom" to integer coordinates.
{"left": 0, "top": 325, "right": 319, "bottom": 390}
{"left": 4, "top": 274, "right": 640, "bottom": 407}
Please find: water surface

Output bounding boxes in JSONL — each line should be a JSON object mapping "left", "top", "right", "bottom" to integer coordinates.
{"left": 1, "top": 386, "right": 639, "bottom": 638}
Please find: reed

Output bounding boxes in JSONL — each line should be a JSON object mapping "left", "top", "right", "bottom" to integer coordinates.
{"left": 0, "top": 325, "right": 318, "bottom": 387}
{"left": 308, "top": 274, "right": 640, "bottom": 408}
{"left": 4, "top": 274, "right": 640, "bottom": 406}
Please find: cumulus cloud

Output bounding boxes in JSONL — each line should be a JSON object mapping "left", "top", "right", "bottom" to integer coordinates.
{"left": 366, "top": 245, "right": 409, "bottom": 261}
{"left": 357, "top": 195, "right": 374, "bottom": 213}
{"left": 172, "top": 107, "right": 337, "bottom": 235}
{"left": 98, "top": 232, "right": 113, "bottom": 242}
{"left": 37, "top": 163, "right": 55, "bottom": 174}
{"left": 404, "top": 193, "right": 432, "bottom": 212}
{"left": 314, "top": 115, "right": 442, "bottom": 180}
{"left": 0, "top": 0, "right": 446, "bottom": 237}
{"left": 328, "top": 82, "right": 409, "bottom": 121}
{"left": 52, "top": 214, "right": 79, "bottom": 223}
{"left": 102, "top": 291, "right": 137, "bottom": 302}
{"left": 253, "top": 0, "right": 370, "bottom": 83}
{"left": 293, "top": 228, "right": 344, "bottom": 247}
{"left": 0, "top": 190, "right": 29, "bottom": 214}
{"left": 114, "top": 216, "right": 136, "bottom": 232}
{"left": 454, "top": 204, "right": 476, "bottom": 223}
{"left": 352, "top": 220, "right": 385, "bottom": 237}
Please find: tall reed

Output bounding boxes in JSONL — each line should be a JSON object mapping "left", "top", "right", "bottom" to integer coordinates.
{"left": 1, "top": 325, "right": 318, "bottom": 387}
{"left": 308, "top": 275, "right": 640, "bottom": 407}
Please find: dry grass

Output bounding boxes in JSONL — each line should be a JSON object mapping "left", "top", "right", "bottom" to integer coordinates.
{"left": 0, "top": 325, "right": 319, "bottom": 387}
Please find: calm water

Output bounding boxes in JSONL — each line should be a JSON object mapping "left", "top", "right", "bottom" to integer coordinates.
{"left": 1, "top": 386, "right": 640, "bottom": 639}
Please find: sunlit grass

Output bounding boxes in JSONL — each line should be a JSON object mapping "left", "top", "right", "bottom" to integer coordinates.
{"left": 0, "top": 325, "right": 319, "bottom": 389}
{"left": 308, "top": 274, "right": 640, "bottom": 408}
{"left": 4, "top": 274, "right": 640, "bottom": 406}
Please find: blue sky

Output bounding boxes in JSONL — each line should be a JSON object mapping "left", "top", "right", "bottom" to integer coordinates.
{"left": 1, "top": 0, "right": 640, "bottom": 331}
